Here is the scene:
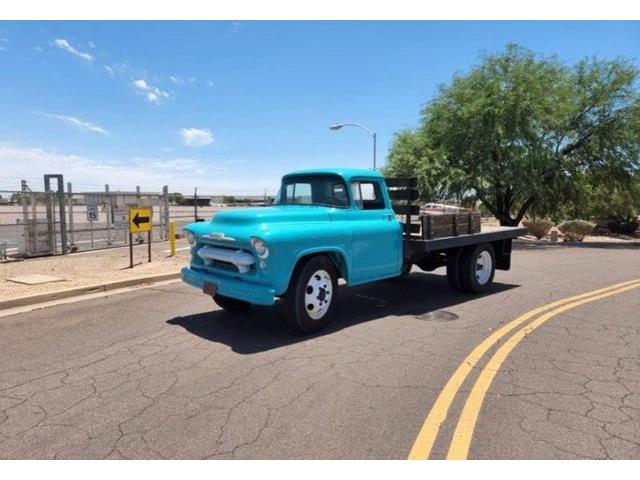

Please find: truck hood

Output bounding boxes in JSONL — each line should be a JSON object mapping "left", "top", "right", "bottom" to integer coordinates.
{"left": 210, "top": 206, "right": 333, "bottom": 226}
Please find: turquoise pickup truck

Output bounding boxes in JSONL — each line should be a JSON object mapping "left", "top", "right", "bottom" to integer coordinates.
{"left": 181, "top": 168, "right": 526, "bottom": 332}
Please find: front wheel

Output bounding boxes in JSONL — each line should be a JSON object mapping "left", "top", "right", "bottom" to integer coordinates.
{"left": 459, "top": 243, "right": 496, "bottom": 294}
{"left": 284, "top": 255, "right": 338, "bottom": 333}
{"left": 213, "top": 294, "right": 251, "bottom": 312}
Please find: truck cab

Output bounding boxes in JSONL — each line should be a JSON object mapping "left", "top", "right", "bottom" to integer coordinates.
{"left": 181, "top": 168, "right": 525, "bottom": 332}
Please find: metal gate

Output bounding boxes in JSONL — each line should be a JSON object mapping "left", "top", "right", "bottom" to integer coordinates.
{"left": 1, "top": 176, "right": 170, "bottom": 258}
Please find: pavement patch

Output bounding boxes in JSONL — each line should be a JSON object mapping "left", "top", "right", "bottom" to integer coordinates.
{"left": 6, "top": 274, "right": 66, "bottom": 285}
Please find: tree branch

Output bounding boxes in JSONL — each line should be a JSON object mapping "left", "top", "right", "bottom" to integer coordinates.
{"left": 514, "top": 196, "right": 536, "bottom": 225}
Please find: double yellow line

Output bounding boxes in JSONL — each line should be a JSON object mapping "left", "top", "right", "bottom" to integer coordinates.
{"left": 408, "top": 278, "right": 640, "bottom": 460}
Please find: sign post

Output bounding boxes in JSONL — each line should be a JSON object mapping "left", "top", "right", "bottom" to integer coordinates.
{"left": 128, "top": 207, "right": 153, "bottom": 268}
{"left": 87, "top": 204, "right": 98, "bottom": 249}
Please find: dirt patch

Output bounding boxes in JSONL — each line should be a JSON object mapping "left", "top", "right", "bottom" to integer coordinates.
{"left": 0, "top": 239, "right": 190, "bottom": 301}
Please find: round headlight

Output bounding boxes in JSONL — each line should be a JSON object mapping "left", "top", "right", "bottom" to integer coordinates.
{"left": 185, "top": 231, "right": 196, "bottom": 246}
{"left": 250, "top": 237, "right": 269, "bottom": 259}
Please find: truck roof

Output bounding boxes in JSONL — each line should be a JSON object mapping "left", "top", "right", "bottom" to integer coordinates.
{"left": 284, "top": 168, "right": 383, "bottom": 182}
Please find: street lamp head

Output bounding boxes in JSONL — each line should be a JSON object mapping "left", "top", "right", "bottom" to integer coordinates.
{"left": 329, "top": 123, "right": 344, "bottom": 131}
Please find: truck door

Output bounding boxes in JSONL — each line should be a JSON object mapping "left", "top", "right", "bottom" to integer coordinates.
{"left": 343, "top": 179, "right": 402, "bottom": 283}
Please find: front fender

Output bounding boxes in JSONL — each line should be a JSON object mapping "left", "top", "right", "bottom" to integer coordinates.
{"left": 257, "top": 224, "right": 352, "bottom": 296}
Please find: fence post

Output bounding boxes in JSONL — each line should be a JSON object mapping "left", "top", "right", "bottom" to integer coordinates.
{"left": 44, "top": 178, "right": 55, "bottom": 254}
{"left": 162, "top": 185, "right": 169, "bottom": 240}
{"left": 105, "top": 184, "right": 112, "bottom": 245}
{"left": 67, "top": 182, "right": 75, "bottom": 248}
{"left": 58, "top": 177, "right": 68, "bottom": 254}
{"left": 20, "top": 180, "right": 29, "bottom": 225}
{"left": 194, "top": 187, "right": 198, "bottom": 221}
{"left": 20, "top": 180, "right": 30, "bottom": 256}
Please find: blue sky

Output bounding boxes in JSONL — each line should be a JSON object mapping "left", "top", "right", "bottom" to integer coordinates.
{"left": 0, "top": 21, "right": 638, "bottom": 194}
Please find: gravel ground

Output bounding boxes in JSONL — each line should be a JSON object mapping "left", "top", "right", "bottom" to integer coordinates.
{"left": 1, "top": 239, "right": 190, "bottom": 301}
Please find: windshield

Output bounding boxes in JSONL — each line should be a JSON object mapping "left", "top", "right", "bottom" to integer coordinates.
{"left": 274, "top": 174, "right": 350, "bottom": 208}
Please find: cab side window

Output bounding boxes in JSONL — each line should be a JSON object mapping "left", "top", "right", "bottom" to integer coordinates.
{"left": 351, "top": 181, "right": 386, "bottom": 210}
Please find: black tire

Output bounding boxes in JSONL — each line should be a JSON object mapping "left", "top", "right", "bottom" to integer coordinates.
{"left": 459, "top": 243, "right": 496, "bottom": 294}
{"left": 446, "top": 248, "right": 463, "bottom": 291}
{"left": 213, "top": 294, "right": 251, "bottom": 312}
{"left": 284, "top": 255, "right": 339, "bottom": 333}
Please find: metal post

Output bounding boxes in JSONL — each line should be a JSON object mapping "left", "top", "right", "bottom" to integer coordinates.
{"left": 169, "top": 220, "right": 176, "bottom": 257}
{"left": 148, "top": 230, "right": 151, "bottom": 263}
{"left": 162, "top": 185, "right": 169, "bottom": 240}
{"left": 373, "top": 132, "right": 377, "bottom": 170}
{"left": 20, "top": 180, "right": 29, "bottom": 256}
{"left": 90, "top": 217, "right": 94, "bottom": 248}
{"left": 44, "top": 174, "right": 68, "bottom": 254}
{"left": 194, "top": 187, "right": 199, "bottom": 221}
{"left": 67, "top": 182, "right": 75, "bottom": 248}
{"left": 129, "top": 232, "right": 133, "bottom": 268}
{"left": 105, "top": 184, "right": 112, "bottom": 245}
{"left": 44, "top": 178, "right": 55, "bottom": 254}
{"left": 20, "top": 180, "right": 29, "bottom": 223}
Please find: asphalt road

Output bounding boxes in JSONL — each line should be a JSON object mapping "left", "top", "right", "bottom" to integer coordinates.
{"left": 1, "top": 242, "right": 639, "bottom": 459}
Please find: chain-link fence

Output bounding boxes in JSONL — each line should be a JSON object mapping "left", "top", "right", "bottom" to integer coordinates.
{"left": 0, "top": 178, "right": 274, "bottom": 260}
{"left": 0, "top": 189, "right": 63, "bottom": 257}
{"left": 0, "top": 181, "right": 171, "bottom": 258}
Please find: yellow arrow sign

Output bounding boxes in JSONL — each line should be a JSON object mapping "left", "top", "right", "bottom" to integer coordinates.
{"left": 129, "top": 207, "right": 153, "bottom": 233}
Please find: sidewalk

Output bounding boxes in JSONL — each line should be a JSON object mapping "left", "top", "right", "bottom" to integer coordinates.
{"left": 0, "top": 239, "right": 190, "bottom": 302}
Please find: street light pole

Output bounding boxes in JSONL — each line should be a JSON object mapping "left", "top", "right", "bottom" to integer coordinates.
{"left": 329, "top": 123, "right": 377, "bottom": 170}
{"left": 373, "top": 131, "right": 377, "bottom": 170}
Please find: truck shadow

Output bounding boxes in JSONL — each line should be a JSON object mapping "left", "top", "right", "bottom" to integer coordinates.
{"left": 167, "top": 272, "right": 518, "bottom": 354}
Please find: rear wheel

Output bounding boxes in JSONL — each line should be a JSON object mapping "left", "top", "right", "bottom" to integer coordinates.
{"left": 459, "top": 243, "right": 496, "bottom": 294}
{"left": 284, "top": 255, "right": 338, "bottom": 333}
{"left": 213, "top": 295, "right": 251, "bottom": 312}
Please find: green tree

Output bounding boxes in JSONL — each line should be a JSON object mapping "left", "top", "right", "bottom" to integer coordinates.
{"left": 168, "top": 192, "right": 184, "bottom": 205}
{"left": 387, "top": 44, "right": 640, "bottom": 225}
{"left": 383, "top": 130, "right": 464, "bottom": 203}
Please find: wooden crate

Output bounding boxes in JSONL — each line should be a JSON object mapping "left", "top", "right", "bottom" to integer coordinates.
{"left": 420, "top": 211, "right": 481, "bottom": 239}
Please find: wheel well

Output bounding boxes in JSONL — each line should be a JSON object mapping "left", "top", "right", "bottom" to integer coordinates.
{"left": 287, "top": 251, "right": 348, "bottom": 291}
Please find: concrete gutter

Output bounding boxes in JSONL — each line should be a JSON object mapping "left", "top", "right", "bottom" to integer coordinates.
{"left": 0, "top": 272, "right": 181, "bottom": 310}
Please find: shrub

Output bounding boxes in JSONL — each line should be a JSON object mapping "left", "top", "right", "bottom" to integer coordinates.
{"left": 558, "top": 220, "right": 594, "bottom": 241}
{"left": 606, "top": 216, "right": 640, "bottom": 236}
{"left": 522, "top": 219, "right": 554, "bottom": 240}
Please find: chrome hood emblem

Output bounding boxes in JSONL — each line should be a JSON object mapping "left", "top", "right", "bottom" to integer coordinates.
{"left": 202, "top": 232, "right": 236, "bottom": 242}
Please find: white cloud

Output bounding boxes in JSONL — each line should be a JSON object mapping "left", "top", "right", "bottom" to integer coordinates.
{"left": 169, "top": 76, "right": 196, "bottom": 85}
{"left": 52, "top": 38, "right": 93, "bottom": 61}
{"left": 38, "top": 112, "right": 109, "bottom": 135}
{"left": 132, "top": 78, "right": 170, "bottom": 104}
{"left": 103, "top": 65, "right": 114, "bottom": 75}
{"left": 207, "top": 79, "right": 214, "bottom": 87}
{"left": 179, "top": 128, "right": 214, "bottom": 147}
{"left": 0, "top": 142, "right": 274, "bottom": 194}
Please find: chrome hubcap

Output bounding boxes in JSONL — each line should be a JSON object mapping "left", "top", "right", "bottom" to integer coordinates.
{"left": 305, "top": 269, "right": 332, "bottom": 320}
{"left": 475, "top": 250, "right": 493, "bottom": 285}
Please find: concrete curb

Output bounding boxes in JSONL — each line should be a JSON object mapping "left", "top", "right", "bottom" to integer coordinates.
{"left": 0, "top": 272, "right": 181, "bottom": 310}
